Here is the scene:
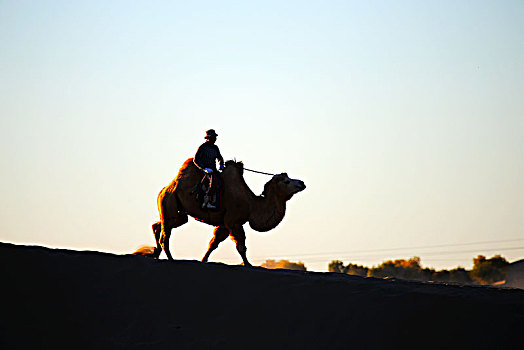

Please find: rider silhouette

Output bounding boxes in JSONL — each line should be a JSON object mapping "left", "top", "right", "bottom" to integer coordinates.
{"left": 193, "top": 129, "right": 224, "bottom": 208}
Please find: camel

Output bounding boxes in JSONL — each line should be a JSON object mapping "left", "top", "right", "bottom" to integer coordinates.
{"left": 139, "top": 158, "right": 306, "bottom": 266}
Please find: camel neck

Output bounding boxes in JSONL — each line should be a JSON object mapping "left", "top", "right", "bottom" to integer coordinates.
{"left": 248, "top": 193, "right": 287, "bottom": 232}
{"left": 224, "top": 168, "right": 257, "bottom": 198}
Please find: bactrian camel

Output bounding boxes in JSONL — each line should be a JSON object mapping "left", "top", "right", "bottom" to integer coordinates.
{"left": 138, "top": 158, "right": 306, "bottom": 266}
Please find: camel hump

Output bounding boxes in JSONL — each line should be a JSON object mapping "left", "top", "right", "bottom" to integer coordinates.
{"left": 183, "top": 158, "right": 195, "bottom": 168}
{"left": 174, "top": 158, "right": 199, "bottom": 180}
{"left": 174, "top": 158, "right": 245, "bottom": 189}
{"left": 180, "top": 158, "right": 196, "bottom": 172}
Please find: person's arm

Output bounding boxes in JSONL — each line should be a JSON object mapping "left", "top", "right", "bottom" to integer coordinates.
{"left": 194, "top": 144, "right": 205, "bottom": 170}
{"left": 216, "top": 146, "right": 224, "bottom": 170}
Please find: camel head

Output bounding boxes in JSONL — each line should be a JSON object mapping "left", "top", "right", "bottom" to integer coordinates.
{"left": 262, "top": 173, "right": 306, "bottom": 200}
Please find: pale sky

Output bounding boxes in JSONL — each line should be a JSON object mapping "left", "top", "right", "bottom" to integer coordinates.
{"left": 1, "top": 1, "right": 523, "bottom": 271}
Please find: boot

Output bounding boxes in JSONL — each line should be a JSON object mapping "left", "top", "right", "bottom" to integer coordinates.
{"left": 202, "top": 195, "right": 209, "bottom": 208}
{"left": 207, "top": 193, "right": 217, "bottom": 209}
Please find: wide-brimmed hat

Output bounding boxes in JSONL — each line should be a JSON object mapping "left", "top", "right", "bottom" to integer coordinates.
{"left": 205, "top": 129, "right": 218, "bottom": 139}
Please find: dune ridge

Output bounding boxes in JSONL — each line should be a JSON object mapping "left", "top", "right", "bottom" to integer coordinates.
{"left": 1, "top": 242, "right": 523, "bottom": 349}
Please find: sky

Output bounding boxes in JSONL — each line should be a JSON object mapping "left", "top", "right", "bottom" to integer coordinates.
{"left": 1, "top": 1, "right": 523, "bottom": 271}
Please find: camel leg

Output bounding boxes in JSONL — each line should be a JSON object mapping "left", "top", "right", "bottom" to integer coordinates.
{"left": 159, "top": 221, "right": 173, "bottom": 260}
{"left": 202, "top": 226, "right": 229, "bottom": 263}
{"left": 150, "top": 221, "right": 162, "bottom": 259}
{"left": 229, "top": 225, "right": 252, "bottom": 267}
{"left": 159, "top": 214, "right": 188, "bottom": 260}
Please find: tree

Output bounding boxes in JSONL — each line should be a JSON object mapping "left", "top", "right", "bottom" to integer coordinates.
{"left": 367, "top": 257, "right": 423, "bottom": 281}
{"left": 328, "top": 255, "right": 509, "bottom": 285}
{"left": 328, "top": 260, "right": 346, "bottom": 273}
{"left": 432, "top": 267, "right": 472, "bottom": 284}
{"left": 469, "top": 255, "right": 509, "bottom": 284}
{"left": 328, "top": 260, "right": 368, "bottom": 276}
{"left": 345, "top": 263, "right": 368, "bottom": 277}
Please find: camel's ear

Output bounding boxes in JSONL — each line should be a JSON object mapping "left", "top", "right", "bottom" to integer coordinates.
{"left": 276, "top": 173, "right": 289, "bottom": 182}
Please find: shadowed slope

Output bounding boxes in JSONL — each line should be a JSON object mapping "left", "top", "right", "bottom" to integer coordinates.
{"left": 1, "top": 242, "right": 523, "bottom": 349}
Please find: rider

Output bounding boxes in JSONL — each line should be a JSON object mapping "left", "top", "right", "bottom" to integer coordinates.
{"left": 193, "top": 129, "right": 224, "bottom": 209}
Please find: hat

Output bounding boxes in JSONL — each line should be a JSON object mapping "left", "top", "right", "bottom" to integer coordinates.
{"left": 205, "top": 129, "right": 218, "bottom": 139}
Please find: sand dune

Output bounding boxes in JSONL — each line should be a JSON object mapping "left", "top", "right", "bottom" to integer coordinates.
{"left": 505, "top": 259, "right": 524, "bottom": 289}
{"left": 1, "top": 242, "right": 523, "bottom": 349}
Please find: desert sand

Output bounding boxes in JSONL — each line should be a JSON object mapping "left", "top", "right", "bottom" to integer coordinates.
{"left": 1, "top": 242, "right": 523, "bottom": 349}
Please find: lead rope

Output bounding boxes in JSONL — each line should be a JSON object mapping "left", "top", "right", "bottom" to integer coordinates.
{"left": 243, "top": 168, "right": 275, "bottom": 176}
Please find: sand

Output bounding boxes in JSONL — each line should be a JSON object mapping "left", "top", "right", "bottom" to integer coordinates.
{"left": 1, "top": 242, "right": 523, "bottom": 349}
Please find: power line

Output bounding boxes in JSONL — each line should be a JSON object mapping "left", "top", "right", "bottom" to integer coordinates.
{"left": 331, "top": 245, "right": 524, "bottom": 259}
{"left": 251, "top": 238, "right": 524, "bottom": 261}
{"left": 292, "top": 246, "right": 524, "bottom": 263}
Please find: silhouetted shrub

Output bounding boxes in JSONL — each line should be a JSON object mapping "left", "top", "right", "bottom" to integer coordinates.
{"left": 329, "top": 255, "right": 509, "bottom": 285}
{"left": 432, "top": 267, "right": 473, "bottom": 284}
{"left": 328, "top": 260, "right": 368, "bottom": 276}
{"left": 469, "top": 255, "right": 509, "bottom": 284}
{"left": 261, "top": 259, "right": 307, "bottom": 271}
{"left": 368, "top": 257, "right": 425, "bottom": 281}
{"left": 346, "top": 263, "right": 368, "bottom": 277}
{"left": 328, "top": 260, "right": 345, "bottom": 273}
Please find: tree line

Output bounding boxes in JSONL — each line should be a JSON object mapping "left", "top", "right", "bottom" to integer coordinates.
{"left": 328, "top": 254, "right": 510, "bottom": 285}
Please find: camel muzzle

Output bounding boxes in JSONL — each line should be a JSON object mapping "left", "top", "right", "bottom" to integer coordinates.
{"left": 293, "top": 180, "right": 306, "bottom": 192}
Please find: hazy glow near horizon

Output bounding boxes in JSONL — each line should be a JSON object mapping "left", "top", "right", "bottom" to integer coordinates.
{"left": 1, "top": 1, "right": 523, "bottom": 271}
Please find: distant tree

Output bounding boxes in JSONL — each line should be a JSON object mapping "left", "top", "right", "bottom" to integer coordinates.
{"left": 433, "top": 267, "right": 473, "bottom": 284}
{"left": 421, "top": 267, "right": 437, "bottom": 281}
{"left": 261, "top": 259, "right": 307, "bottom": 271}
{"left": 469, "top": 255, "right": 509, "bottom": 284}
{"left": 449, "top": 267, "right": 474, "bottom": 284}
{"left": 368, "top": 257, "right": 424, "bottom": 281}
{"left": 328, "top": 260, "right": 346, "bottom": 273}
{"left": 328, "top": 261, "right": 368, "bottom": 276}
{"left": 327, "top": 255, "right": 509, "bottom": 286}
{"left": 345, "top": 263, "right": 368, "bottom": 277}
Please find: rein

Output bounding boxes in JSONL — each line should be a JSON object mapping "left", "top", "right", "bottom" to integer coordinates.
{"left": 243, "top": 168, "right": 275, "bottom": 176}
